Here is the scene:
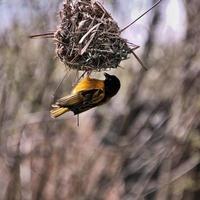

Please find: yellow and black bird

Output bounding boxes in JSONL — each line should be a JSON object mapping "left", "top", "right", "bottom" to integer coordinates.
{"left": 50, "top": 73, "right": 120, "bottom": 118}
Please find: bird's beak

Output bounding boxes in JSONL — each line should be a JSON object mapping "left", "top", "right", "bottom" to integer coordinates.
{"left": 104, "top": 72, "right": 110, "bottom": 78}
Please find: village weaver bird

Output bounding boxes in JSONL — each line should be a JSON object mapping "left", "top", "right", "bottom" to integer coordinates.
{"left": 50, "top": 73, "right": 120, "bottom": 118}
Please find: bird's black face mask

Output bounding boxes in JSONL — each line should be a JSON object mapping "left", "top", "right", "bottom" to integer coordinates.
{"left": 104, "top": 73, "right": 121, "bottom": 98}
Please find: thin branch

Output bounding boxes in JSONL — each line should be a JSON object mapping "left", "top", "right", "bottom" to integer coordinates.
{"left": 52, "top": 69, "right": 71, "bottom": 102}
{"left": 29, "top": 32, "right": 55, "bottom": 39}
{"left": 120, "top": 0, "right": 162, "bottom": 33}
{"left": 131, "top": 50, "right": 148, "bottom": 70}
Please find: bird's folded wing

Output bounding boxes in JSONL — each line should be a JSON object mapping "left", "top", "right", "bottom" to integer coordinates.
{"left": 56, "top": 93, "right": 83, "bottom": 106}
{"left": 55, "top": 88, "right": 104, "bottom": 107}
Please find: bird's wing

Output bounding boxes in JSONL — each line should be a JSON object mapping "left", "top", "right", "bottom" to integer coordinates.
{"left": 55, "top": 88, "right": 105, "bottom": 108}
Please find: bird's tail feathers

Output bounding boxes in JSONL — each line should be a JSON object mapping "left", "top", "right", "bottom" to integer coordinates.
{"left": 50, "top": 105, "right": 69, "bottom": 118}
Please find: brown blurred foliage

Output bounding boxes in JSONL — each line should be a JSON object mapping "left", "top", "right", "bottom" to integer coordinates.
{"left": 0, "top": 0, "right": 200, "bottom": 200}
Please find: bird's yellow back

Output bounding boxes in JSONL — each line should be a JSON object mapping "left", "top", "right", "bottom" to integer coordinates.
{"left": 72, "top": 76, "right": 104, "bottom": 94}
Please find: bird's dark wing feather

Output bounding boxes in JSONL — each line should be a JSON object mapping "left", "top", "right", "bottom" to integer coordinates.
{"left": 55, "top": 89, "right": 104, "bottom": 114}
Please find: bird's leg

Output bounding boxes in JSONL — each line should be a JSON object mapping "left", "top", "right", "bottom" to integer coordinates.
{"left": 74, "top": 71, "right": 87, "bottom": 85}
{"left": 86, "top": 70, "right": 92, "bottom": 77}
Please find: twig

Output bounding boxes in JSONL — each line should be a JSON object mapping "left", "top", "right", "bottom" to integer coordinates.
{"left": 131, "top": 50, "right": 148, "bottom": 70}
{"left": 29, "top": 32, "right": 54, "bottom": 38}
{"left": 120, "top": 0, "right": 162, "bottom": 33}
{"left": 52, "top": 69, "right": 71, "bottom": 102}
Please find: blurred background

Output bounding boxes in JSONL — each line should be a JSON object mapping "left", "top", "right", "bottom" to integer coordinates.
{"left": 0, "top": 0, "right": 200, "bottom": 199}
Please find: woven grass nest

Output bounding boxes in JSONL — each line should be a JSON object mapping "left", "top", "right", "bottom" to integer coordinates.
{"left": 54, "top": 0, "right": 135, "bottom": 71}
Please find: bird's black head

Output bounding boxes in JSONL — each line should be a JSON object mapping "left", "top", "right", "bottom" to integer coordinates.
{"left": 104, "top": 73, "right": 121, "bottom": 98}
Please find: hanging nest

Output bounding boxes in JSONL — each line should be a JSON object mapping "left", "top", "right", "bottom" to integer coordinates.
{"left": 54, "top": 0, "right": 135, "bottom": 71}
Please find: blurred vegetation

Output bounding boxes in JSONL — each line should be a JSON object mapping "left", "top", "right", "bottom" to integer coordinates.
{"left": 0, "top": 0, "right": 200, "bottom": 200}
